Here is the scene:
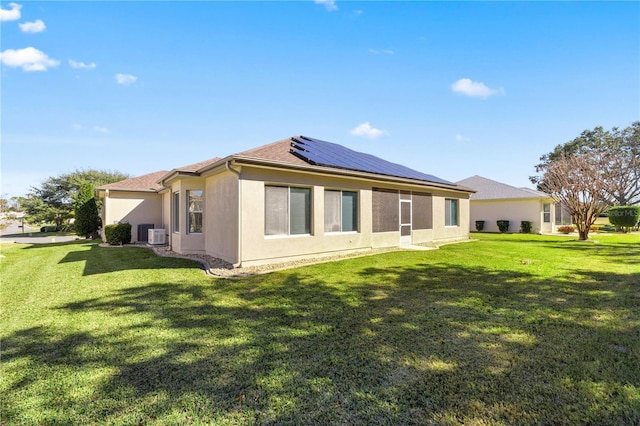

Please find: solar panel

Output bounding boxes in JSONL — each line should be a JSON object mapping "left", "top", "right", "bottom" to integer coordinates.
{"left": 290, "top": 136, "right": 453, "bottom": 185}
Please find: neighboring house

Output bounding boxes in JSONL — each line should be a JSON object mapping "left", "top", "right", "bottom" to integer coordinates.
{"left": 456, "top": 175, "right": 572, "bottom": 234}
{"left": 97, "top": 136, "right": 474, "bottom": 267}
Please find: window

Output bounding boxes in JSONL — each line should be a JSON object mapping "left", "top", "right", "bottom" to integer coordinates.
{"left": 265, "top": 186, "right": 311, "bottom": 236}
{"left": 325, "top": 190, "right": 358, "bottom": 232}
{"left": 172, "top": 192, "right": 180, "bottom": 233}
{"left": 543, "top": 203, "right": 551, "bottom": 223}
{"left": 187, "top": 190, "right": 203, "bottom": 234}
{"left": 555, "top": 204, "right": 573, "bottom": 225}
{"left": 445, "top": 199, "right": 458, "bottom": 226}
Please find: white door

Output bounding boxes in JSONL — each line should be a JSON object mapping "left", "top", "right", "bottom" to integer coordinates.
{"left": 400, "top": 199, "right": 412, "bottom": 245}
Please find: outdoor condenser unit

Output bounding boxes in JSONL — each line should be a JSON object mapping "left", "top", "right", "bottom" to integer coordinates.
{"left": 148, "top": 228, "right": 166, "bottom": 245}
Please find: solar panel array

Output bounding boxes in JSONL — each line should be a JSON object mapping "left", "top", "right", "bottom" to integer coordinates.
{"left": 290, "top": 136, "right": 453, "bottom": 185}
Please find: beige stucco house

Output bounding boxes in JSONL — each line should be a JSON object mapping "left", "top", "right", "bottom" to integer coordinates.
{"left": 456, "top": 175, "right": 572, "bottom": 234}
{"left": 97, "top": 136, "right": 474, "bottom": 267}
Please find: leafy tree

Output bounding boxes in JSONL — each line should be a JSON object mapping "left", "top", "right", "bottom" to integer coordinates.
{"left": 23, "top": 169, "right": 129, "bottom": 227}
{"left": 74, "top": 183, "right": 100, "bottom": 238}
{"left": 535, "top": 122, "right": 640, "bottom": 206}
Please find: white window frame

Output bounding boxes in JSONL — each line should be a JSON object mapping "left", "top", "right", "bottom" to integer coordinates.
{"left": 172, "top": 192, "right": 180, "bottom": 233}
{"left": 264, "top": 185, "right": 312, "bottom": 237}
{"left": 324, "top": 190, "right": 359, "bottom": 233}
{"left": 445, "top": 198, "right": 459, "bottom": 227}
{"left": 187, "top": 190, "right": 203, "bottom": 234}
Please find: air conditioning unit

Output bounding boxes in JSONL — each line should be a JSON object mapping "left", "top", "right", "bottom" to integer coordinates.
{"left": 148, "top": 228, "right": 166, "bottom": 245}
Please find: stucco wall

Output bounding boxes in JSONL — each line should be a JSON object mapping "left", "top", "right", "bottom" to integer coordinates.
{"left": 235, "top": 167, "right": 470, "bottom": 266}
{"left": 470, "top": 199, "right": 546, "bottom": 233}
{"left": 102, "top": 191, "right": 163, "bottom": 242}
{"left": 167, "top": 178, "right": 206, "bottom": 255}
{"left": 204, "top": 170, "right": 239, "bottom": 264}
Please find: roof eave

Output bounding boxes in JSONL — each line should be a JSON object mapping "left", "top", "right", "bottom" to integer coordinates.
{"left": 230, "top": 155, "right": 474, "bottom": 193}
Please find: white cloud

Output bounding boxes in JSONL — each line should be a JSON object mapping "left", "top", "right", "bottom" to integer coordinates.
{"left": 19, "top": 19, "right": 46, "bottom": 33}
{"left": 455, "top": 133, "right": 471, "bottom": 142}
{"left": 350, "top": 122, "right": 388, "bottom": 139}
{"left": 93, "top": 126, "right": 109, "bottom": 134}
{"left": 315, "top": 0, "right": 338, "bottom": 12}
{"left": 0, "top": 2, "right": 21, "bottom": 21}
{"left": 69, "top": 59, "right": 96, "bottom": 70}
{"left": 0, "top": 47, "right": 59, "bottom": 71}
{"left": 451, "top": 78, "right": 504, "bottom": 98}
{"left": 114, "top": 73, "right": 137, "bottom": 85}
{"left": 369, "top": 49, "right": 395, "bottom": 55}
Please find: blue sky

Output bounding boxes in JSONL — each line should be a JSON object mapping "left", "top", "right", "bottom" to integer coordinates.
{"left": 1, "top": 1, "right": 638, "bottom": 198}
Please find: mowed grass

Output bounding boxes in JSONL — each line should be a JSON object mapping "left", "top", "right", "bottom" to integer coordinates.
{"left": 1, "top": 233, "right": 639, "bottom": 425}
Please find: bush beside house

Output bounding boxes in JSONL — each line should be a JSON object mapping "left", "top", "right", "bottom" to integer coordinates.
{"left": 497, "top": 220, "right": 510, "bottom": 233}
{"left": 104, "top": 223, "right": 132, "bottom": 245}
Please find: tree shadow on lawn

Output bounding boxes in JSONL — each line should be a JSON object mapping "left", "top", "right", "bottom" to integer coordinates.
{"left": 545, "top": 239, "right": 640, "bottom": 266}
{"left": 54, "top": 242, "right": 202, "bottom": 275}
{"left": 2, "top": 265, "right": 639, "bottom": 425}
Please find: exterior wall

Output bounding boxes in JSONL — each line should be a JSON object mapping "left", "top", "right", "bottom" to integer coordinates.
{"left": 431, "top": 189, "right": 471, "bottom": 244}
{"left": 204, "top": 170, "right": 240, "bottom": 264}
{"left": 102, "top": 191, "right": 163, "bottom": 242}
{"left": 234, "top": 166, "right": 470, "bottom": 266}
{"left": 102, "top": 165, "right": 471, "bottom": 265}
{"left": 168, "top": 177, "right": 206, "bottom": 255}
{"left": 469, "top": 198, "right": 548, "bottom": 233}
{"left": 161, "top": 191, "right": 170, "bottom": 232}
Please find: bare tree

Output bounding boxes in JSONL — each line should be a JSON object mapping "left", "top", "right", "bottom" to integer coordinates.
{"left": 535, "top": 151, "right": 612, "bottom": 240}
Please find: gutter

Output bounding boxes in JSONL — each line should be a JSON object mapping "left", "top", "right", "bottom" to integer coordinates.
{"left": 225, "top": 160, "right": 242, "bottom": 268}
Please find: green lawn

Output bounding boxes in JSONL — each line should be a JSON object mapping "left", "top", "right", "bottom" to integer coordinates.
{"left": 1, "top": 233, "right": 639, "bottom": 425}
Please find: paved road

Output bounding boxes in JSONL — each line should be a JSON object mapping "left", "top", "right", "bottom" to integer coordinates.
{"left": 0, "top": 220, "right": 80, "bottom": 244}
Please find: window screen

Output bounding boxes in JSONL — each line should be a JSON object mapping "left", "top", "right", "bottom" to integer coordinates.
{"left": 412, "top": 192, "right": 433, "bottom": 230}
{"left": 372, "top": 188, "right": 399, "bottom": 233}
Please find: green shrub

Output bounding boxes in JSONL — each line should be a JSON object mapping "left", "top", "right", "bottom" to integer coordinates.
{"left": 520, "top": 221, "right": 533, "bottom": 234}
{"left": 104, "top": 223, "right": 132, "bottom": 245}
{"left": 607, "top": 206, "right": 640, "bottom": 232}
{"left": 75, "top": 183, "right": 100, "bottom": 238}
{"left": 475, "top": 220, "right": 485, "bottom": 232}
{"left": 557, "top": 225, "right": 575, "bottom": 234}
{"left": 497, "top": 220, "right": 510, "bottom": 233}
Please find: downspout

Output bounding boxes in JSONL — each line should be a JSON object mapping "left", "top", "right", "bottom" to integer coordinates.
{"left": 226, "top": 160, "right": 242, "bottom": 267}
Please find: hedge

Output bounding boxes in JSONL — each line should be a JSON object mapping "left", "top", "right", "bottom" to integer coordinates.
{"left": 607, "top": 206, "right": 640, "bottom": 231}
{"left": 104, "top": 223, "right": 132, "bottom": 245}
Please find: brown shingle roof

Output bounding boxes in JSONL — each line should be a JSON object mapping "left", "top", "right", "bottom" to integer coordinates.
{"left": 175, "top": 157, "right": 222, "bottom": 173}
{"left": 237, "top": 138, "right": 308, "bottom": 166}
{"left": 97, "top": 170, "right": 168, "bottom": 192}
